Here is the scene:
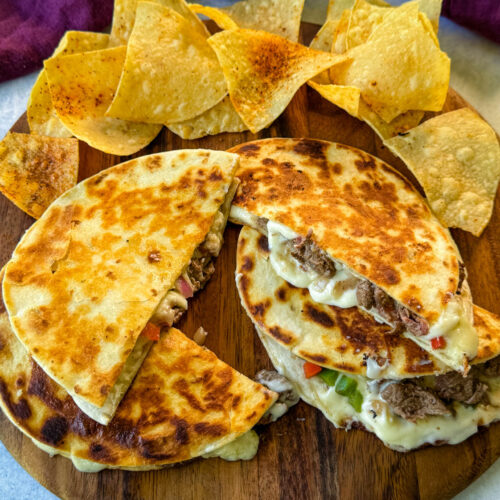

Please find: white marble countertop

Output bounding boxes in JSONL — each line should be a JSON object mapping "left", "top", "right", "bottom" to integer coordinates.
{"left": 0, "top": 1, "right": 499, "bottom": 499}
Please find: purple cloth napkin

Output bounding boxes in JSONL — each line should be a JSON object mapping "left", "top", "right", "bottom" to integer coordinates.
{"left": 0, "top": 0, "right": 113, "bottom": 83}
{"left": 442, "top": 0, "right": 500, "bottom": 43}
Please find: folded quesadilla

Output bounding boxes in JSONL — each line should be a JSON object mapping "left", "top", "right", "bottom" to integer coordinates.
{"left": 236, "top": 226, "right": 500, "bottom": 450}
{"left": 229, "top": 138, "right": 476, "bottom": 372}
{"left": 2, "top": 150, "right": 239, "bottom": 425}
{"left": 0, "top": 312, "right": 277, "bottom": 471}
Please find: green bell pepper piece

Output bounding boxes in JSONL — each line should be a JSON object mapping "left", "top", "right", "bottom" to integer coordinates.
{"left": 348, "top": 389, "right": 364, "bottom": 413}
{"left": 318, "top": 369, "right": 339, "bottom": 386}
{"left": 335, "top": 374, "right": 357, "bottom": 396}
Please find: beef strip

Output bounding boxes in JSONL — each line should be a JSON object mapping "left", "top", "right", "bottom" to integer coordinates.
{"left": 287, "top": 232, "right": 337, "bottom": 278}
{"left": 355, "top": 280, "right": 429, "bottom": 336}
{"left": 255, "top": 370, "right": 299, "bottom": 425}
{"left": 356, "top": 280, "right": 375, "bottom": 309}
{"left": 380, "top": 381, "right": 450, "bottom": 422}
{"left": 480, "top": 356, "right": 500, "bottom": 378}
{"left": 434, "top": 371, "right": 489, "bottom": 405}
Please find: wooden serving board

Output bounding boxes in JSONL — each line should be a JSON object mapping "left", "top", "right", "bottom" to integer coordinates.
{"left": 1, "top": 23, "right": 500, "bottom": 500}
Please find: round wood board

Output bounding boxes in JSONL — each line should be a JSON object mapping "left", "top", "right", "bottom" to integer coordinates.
{"left": 1, "top": 23, "right": 500, "bottom": 500}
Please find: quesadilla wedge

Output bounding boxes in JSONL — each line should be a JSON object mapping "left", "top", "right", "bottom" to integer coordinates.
{"left": 3, "top": 149, "right": 239, "bottom": 425}
{"left": 229, "top": 138, "right": 476, "bottom": 372}
{"left": 238, "top": 226, "right": 500, "bottom": 450}
{"left": 0, "top": 313, "right": 277, "bottom": 471}
{"left": 258, "top": 322, "right": 500, "bottom": 451}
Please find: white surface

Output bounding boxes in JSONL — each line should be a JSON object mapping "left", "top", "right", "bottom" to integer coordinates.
{"left": 0, "top": 1, "right": 499, "bottom": 499}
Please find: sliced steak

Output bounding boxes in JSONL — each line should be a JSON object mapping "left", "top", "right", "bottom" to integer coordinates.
{"left": 457, "top": 262, "right": 466, "bottom": 294}
{"left": 287, "top": 232, "right": 336, "bottom": 278}
{"left": 434, "top": 371, "right": 489, "bottom": 405}
{"left": 356, "top": 280, "right": 375, "bottom": 309}
{"left": 396, "top": 303, "right": 429, "bottom": 336}
{"left": 480, "top": 356, "right": 500, "bottom": 378}
{"left": 381, "top": 381, "right": 450, "bottom": 422}
{"left": 373, "top": 286, "right": 399, "bottom": 324}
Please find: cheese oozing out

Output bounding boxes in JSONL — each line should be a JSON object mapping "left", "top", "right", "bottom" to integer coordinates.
{"left": 267, "top": 221, "right": 359, "bottom": 308}
{"left": 259, "top": 330, "right": 500, "bottom": 451}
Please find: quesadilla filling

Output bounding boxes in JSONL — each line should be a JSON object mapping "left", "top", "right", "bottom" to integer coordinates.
{"left": 265, "top": 219, "right": 466, "bottom": 341}
{"left": 150, "top": 178, "right": 239, "bottom": 328}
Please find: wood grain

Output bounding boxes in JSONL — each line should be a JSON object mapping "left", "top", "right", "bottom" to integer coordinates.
{"left": 1, "top": 23, "right": 499, "bottom": 500}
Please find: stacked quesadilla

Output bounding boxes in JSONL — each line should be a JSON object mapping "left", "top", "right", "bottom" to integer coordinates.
{"left": 231, "top": 138, "right": 500, "bottom": 450}
{"left": 2, "top": 149, "right": 239, "bottom": 425}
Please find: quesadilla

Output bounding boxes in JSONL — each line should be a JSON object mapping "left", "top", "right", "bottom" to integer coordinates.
{"left": 229, "top": 138, "right": 476, "bottom": 372}
{"left": 3, "top": 149, "right": 239, "bottom": 425}
{"left": 237, "top": 226, "right": 500, "bottom": 450}
{"left": 0, "top": 312, "right": 277, "bottom": 471}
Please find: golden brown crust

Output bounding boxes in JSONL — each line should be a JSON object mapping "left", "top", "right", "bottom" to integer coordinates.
{"left": 0, "top": 315, "right": 275, "bottom": 467}
{"left": 3, "top": 150, "right": 238, "bottom": 408}
{"left": 236, "top": 226, "right": 500, "bottom": 377}
{"left": 230, "top": 138, "right": 466, "bottom": 324}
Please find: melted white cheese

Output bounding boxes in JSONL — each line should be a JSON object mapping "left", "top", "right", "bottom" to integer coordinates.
{"left": 259, "top": 329, "right": 500, "bottom": 451}
{"left": 267, "top": 221, "right": 358, "bottom": 308}
{"left": 202, "top": 430, "right": 259, "bottom": 461}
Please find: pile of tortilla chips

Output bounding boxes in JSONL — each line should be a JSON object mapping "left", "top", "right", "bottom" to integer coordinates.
{"left": 308, "top": 0, "right": 448, "bottom": 140}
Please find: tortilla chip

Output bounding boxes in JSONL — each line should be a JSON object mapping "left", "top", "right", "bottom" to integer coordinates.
{"left": 0, "top": 132, "right": 78, "bottom": 219}
{"left": 166, "top": 96, "right": 247, "bottom": 139}
{"left": 345, "top": 0, "right": 387, "bottom": 50}
{"left": 309, "top": 20, "right": 337, "bottom": 84}
{"left": 107, "top": 3, "right": 226, "bottom": 124}
{"left": 208, "top": 29, "right": 348, "bottom": 133}
{"left": 189, "top": 4, "right": 238, "bottom": 30}
{"left": 418, "top": 0, "right": 442, "bottom": 33}
{"left": 331, "top": 9, "right": 350, "bottom": 54}
{"left": 358, "top": 100, "right": 424, "bottom": 140}
{"left": 308, "top": 82, "right": 360, "bottom": 117}
{"left": 221, "top": 0, "right": 304, "bottom": 42}
{"left": 109, "top": 0, "right": 209, "bottom": 46}
{"left": 27, "top": 32, "right": 109, "bottom": 137}
{"left": 44, "top": 46, "right": 161, "bottom": 155}
{"left": 326, "top": 0, "right": 388, "bottom": 21}
{"left": 332, "top": 2, "right": 450, "bottom": 122}
{"left": 384, "top": 108, "right": 500, "bottom": 236}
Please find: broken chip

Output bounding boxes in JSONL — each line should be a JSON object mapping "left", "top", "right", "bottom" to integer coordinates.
{"left": 208, "top": 28, "right": 348, "bottom": 133}
{"left": 106, "top": 2, "right": 227, "bottom": 124}
{"left": 44, "top": 46, "right": 161, "bottom": 155}
{"left": 0, "top": 132, "right": 78, "bottom": 218}
{"left": 384, "top": 108, "right": 500, "bottom": 236}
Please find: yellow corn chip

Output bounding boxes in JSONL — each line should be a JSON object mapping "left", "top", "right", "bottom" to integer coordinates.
{"left": 107, "top": 2, "right": 227, "bottom": 124}
{"left": 384, "top": 108, "right": 500, "bottom": 236}
{"left": 327, "top": 0, "right": 388, "bottom": 22}
{"left": 332, "top": 2, "right": 450, "bottom": 122}
{"left": 27, "top": 32, "right": 109, "bottom": 137}
{"left": 345, "top": 0, "right": 387, "bottom": 50}
{"left": 45, "top": 46, "right": 161, "bottom": 155}
{"left": 309, "top": 20, "right": 338, "bottom": 84}
{"left": 189, "top": 4, "right": 238, "bottom": 30}
{"left": 208, "top": 29, "right": 348, "bottom": 133}
{"left": 0, "top": 132, "right": 78, "bottom": 219}
{"left": 418, "top": 0, "right": 442, "bottom": 33}
{"left": 109, "top": 0, "right": 208, "bottom": 46}
{"left": 308, "top": 82, "right": 360, "bottom": 117}
{"left": 331, "top": 9, "right": 350, "bottom": 54}
{"left": 358, "top": 100, "right": 424, "bottom": 139}
{"left": 221, "top": 0, "right": 304, "bottom": 42}
{"left": 166, "top": 96, "right": 247, "bottom": 139}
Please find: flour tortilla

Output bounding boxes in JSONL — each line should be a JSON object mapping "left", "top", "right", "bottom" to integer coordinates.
{"left": 259, "top": 330, "right": 500, "bottom": 451}
{"left": 229, "top": 138, "right": 476, "bottom": 371}
{"left": 0, "top": 315, "right": 276, "bottom": 470}
{"left": 236, "top": 226, "right": 499, "bottom": 378}
{"left": 3, "top": 149, "right": 238, "bottom": 424}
